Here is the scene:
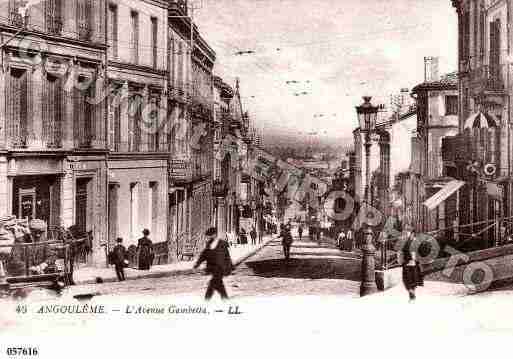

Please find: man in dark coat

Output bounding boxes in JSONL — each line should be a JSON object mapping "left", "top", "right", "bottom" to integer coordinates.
{"left": 279, "top": 225, "right": 293, "bottom": 260}
{"left": 112, "top": 237, "right": 127, "bottom": 281}
{"left": 194, "top": 227, "right": 233, "bottom": 301}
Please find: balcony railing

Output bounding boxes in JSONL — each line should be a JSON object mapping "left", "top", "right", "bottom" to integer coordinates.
{"left": 9, "top": 10, "right": 27, "bottom": 28}
{"left": 170, "top": 0, "right": 188, "bottom": 15}
{"left": 470, "top": 64, "right": 505, "bottom": 92}
{"left": 78, "top": 21, "right": 91, "bottom": 41}
{"left": 169, "top": 83, "right": 190, "bottom": 103}
{"left": 46, "top": 17, "right": 63, "bottom": 35}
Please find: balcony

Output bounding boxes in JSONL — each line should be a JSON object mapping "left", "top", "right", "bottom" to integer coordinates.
{"left": 169, "top": 1, "right": 188, "bottom": 15}
{"left": 190, "top": 101, "right": 213, "bottom": 121}
{"left": 78, "top": 21, "right": 91, "bottom": 41}
{"left": 169, "top": 83, "right": 190, "bottom": 104}
{"left": 9, "top": 10, "right": 27, "bottom": 28}
{"left": 46, "top": 17, "right": 63, "bottom": 36}
{"left": 470, "top": 64, "right": 505, "bottom": 94}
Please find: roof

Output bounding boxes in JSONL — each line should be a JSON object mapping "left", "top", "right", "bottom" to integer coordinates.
{"left": 411, "top": 72, "right": 458, "bottom": 93}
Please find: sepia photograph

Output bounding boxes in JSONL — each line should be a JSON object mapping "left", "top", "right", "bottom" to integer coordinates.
{"left": 0, "top": 0, "right": 512, "bottom": 358}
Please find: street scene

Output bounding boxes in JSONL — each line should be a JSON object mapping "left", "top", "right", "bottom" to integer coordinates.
{"left": 2, "top": 0, "right": 513, "bottom": 354}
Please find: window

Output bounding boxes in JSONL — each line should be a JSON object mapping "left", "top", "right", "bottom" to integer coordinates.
{"left": 45, "top": 0, "right": 62, "bottom": 35}
{"left": 7, "top": 68, "right": 28, "bottom": 147}
{"left": 130, "top": 182, "right": 139, "bottom": 239}
{"left": 77, "top": 0, "right": 92, "bottom": 41}
{"left": 108, "top": 84, "right": 122, "bottom": 151}
{"left": 149, "top": 182, "right": 159, "bottom": 237}
{"left": 460, "top": 11, "right": 470, "bottom": 62}
{"left": 74, "top": 75, "right": 94, "bottom": 147}
{"left": 148, "top": 95, "right": 160, "bottom": 151}
{"left": 473, "top": 0, "right": 478, "bottom": 61}
{"left": 177, "top": 42, "right": 184, "bottom": 89}
{"left": 479, "top": 4, "right": 485, "bottom": 58}
{"left": 445, "top": 95, "right": 458, "bottom": 116}
{"left": 463, "top": 87, "right": 470, "bottom": 120}
{"left": 130, "top": 11, "right": 139, "bottom": 64}
{"left": 490, "top": 19, "right": 501, "bottom": 81}
{"left": 108, "top": 4, "right": 118, "bottom": 58}
{"left": 9, "top": 0, "right": 26, "bottom": 27}
{"left": 151, "top": 17, "right": 158, "bottom": 69}
{"left": 43, "top": 73, "right": 63, "bottom": 147}
{"left": 128, "top": 93, "right": 143, "bottom": 151}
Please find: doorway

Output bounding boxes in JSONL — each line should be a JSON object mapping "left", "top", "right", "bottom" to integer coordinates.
{"left": 108, "top": 183, "right": 119, "bottom": 247}
{"left": 12, "top": 175, "right": 59, "bottom": 225}
{"left": 75, "top": 178, "right": 91, "bottom": 237}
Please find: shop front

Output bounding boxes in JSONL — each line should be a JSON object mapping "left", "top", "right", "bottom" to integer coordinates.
{"left": 2, "top": 154, "right": 108, "bottom": 267}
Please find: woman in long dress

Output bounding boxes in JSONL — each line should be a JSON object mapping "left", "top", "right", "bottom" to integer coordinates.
{"left": 401, "top": 228, "right": 424, "bottom": 302}
{"left": 137, "top": 229, "right": 153, "bottom": 270}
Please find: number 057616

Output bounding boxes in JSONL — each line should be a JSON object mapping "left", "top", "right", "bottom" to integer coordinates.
{"left": 6, "top": 347, "right": 39, "bottom": 356}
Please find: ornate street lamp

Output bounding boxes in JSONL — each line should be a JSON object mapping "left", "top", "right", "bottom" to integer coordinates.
{"left": 355, "top": 96, "right": 379, "bottom": 296}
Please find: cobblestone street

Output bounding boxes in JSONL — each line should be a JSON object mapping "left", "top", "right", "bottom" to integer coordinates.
{"left": 62, "top": 236, "right": 361, "bottom": 300}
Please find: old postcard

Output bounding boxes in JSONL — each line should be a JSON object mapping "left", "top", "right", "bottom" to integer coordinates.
{"left": 0, "top": 0, "right": 512, "bottom": 358}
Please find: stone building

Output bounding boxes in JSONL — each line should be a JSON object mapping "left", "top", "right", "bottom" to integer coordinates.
{"left": 213, "top": 76, "right": 234, "bottom": 239}
{"left": 167, "top": 1, "right": 215, "bottom": 260}
{"left": 105, "top": 0, "right": 169, "bottom": 253}
{"left": 444, "top": 0, "right": 512, "bottom": 248}
{"left": 0, "top": 0, "right": 108, "bottom": 265}
{"left": 404, "top": 67, "right": 459, "bottom": 233}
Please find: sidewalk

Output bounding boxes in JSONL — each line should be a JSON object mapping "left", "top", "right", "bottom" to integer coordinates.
{"left": 370, "top": 251, "right": 513, "bottom": 302}
{"left": 73, "top": 235, "right": 275, "bottom": 285}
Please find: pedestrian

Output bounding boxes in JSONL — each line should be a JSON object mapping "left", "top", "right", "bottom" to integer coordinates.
{"left": 298, "top": 225, "right": 303, "bottom": 241}
{"left": 337, "top": 230, "right": 346, "bottom": 250}
{"left": 250, "top": 226, "right": 257, "bottom": 245}
{"left": 346, "top": 228, "right": 354, "bottom": 251}
{"left": 112, "top": 237, "right": 127, "bottom": 281}
{"left": 399, "top": 227, "right": 424, "bottom": 302}
{"left": 239, "top": 228, "right": 248, "bottom": 245}
{"left": 194, "top": 227, "right": 233, "bottom": 301}
{"left": 137, "top": 229, "right": 153, "bottom": 270}
{"left": 279, "top": 225, "right": 293, "bottom": 260}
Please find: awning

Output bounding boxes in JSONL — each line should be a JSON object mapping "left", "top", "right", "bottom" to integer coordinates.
{"left": 423, "top": 180, "right": 465, "bottom": 211}
{"left": 463, "top": 111, "right": 497, "bottom": 129}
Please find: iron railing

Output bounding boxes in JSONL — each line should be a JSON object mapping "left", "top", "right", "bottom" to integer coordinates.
{"left": 471, "top": 64, "right": 505, "bottom": 91}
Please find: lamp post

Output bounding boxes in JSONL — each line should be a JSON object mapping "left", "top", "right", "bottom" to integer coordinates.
{"left": 356, "top": 96, "right": 379, "bottom": 296}
{"left": 356, "top": 96, "right": 379, "bottom": 206}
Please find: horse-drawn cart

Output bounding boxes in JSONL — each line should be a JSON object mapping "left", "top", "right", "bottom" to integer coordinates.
{"left": 0, "top": 217, "right": 77, "bottom": 293}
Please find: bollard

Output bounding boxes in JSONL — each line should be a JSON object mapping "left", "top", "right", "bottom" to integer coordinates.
{"left": 360, "top": 227, "right": 378, "bottom": 297}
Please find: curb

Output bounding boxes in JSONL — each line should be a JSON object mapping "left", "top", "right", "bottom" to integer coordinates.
{"left": 74, "top": 237, "right": 275, "bottom": 286}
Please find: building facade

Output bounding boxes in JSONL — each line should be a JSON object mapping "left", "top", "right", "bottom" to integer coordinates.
{"left": 403, "top": 69, "right": 459, "bottom": 233}
{"left": 0, "top": 0, "right": 108, "bottom": 265}
{"left": 444, "top": 0, "right": 512, "bottom": 248}
{"left": 106, "top": 0, "right": 169, "bottom": 255}
{"left": 167, "top": 1, "right": 215, "bottom": 260}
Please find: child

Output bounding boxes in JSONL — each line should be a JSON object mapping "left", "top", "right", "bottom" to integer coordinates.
{"left": 113, "top": 237, "right": 127, "bottom": 281}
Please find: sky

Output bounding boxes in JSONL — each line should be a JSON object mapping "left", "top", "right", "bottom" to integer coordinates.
{"left": 194, "top": 0, "right": 458, "bottom": 146}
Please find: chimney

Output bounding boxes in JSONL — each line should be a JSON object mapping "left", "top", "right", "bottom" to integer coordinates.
{"left": 400, "top": 88, "right": 410, "bottom": 108}
{"left": 424, "top": 56, "right": 440, "bottom": 82}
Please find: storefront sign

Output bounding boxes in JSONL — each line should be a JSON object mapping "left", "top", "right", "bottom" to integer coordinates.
{"left": 169, "top": 160, "right": 192, "bottom": 181}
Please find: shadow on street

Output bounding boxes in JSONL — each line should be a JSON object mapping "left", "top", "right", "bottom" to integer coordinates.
{"left": 244, "top": 257, "right": 361, "bottom": 281}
